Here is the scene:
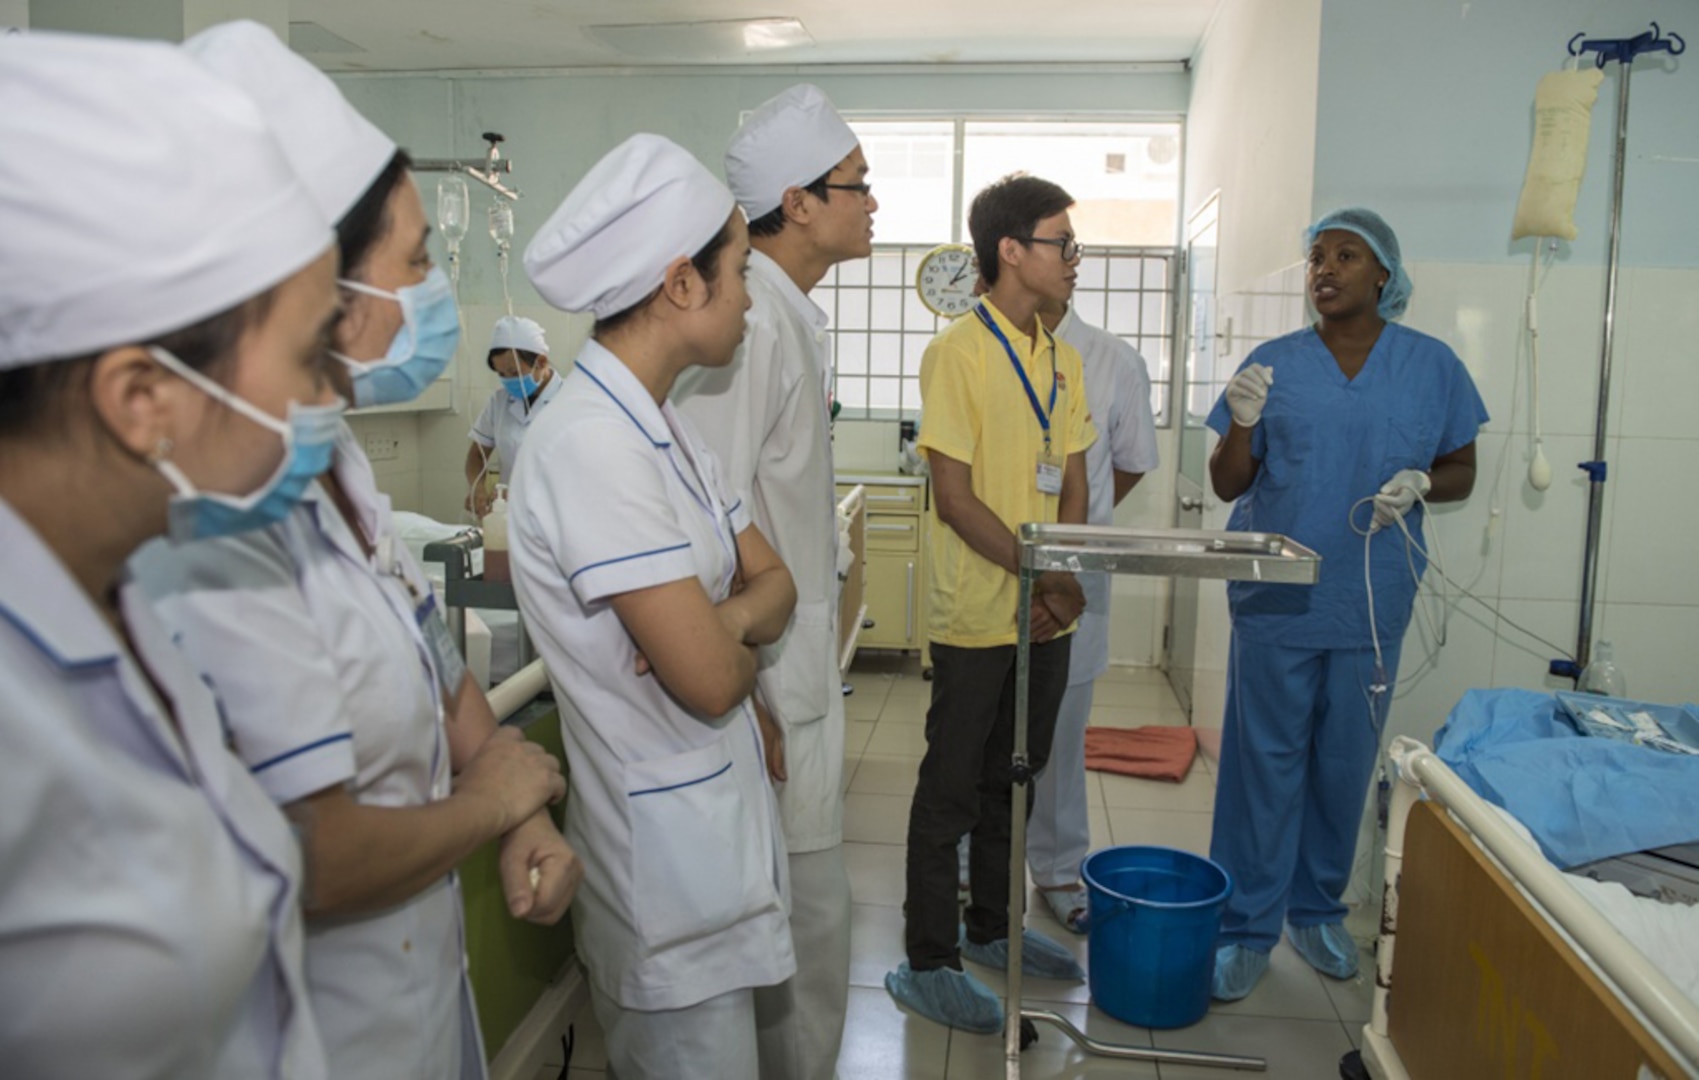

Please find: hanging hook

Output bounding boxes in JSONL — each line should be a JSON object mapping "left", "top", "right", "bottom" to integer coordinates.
{"left": 1568, "top": 22, "right": 1687, "bottom": 68}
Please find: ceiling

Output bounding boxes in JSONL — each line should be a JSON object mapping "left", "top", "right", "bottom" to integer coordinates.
{"left": 289, "top": 1, "right": 1221, "bottom": 72}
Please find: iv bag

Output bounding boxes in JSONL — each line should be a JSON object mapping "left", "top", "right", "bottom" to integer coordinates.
{"left": 437, "top": 177, "right": 470, "bottom": 246}
{"left": 488, "top": 201, "right": 514, "bottom": 248}
{"left": 1511, "top": 68, "right": 1604, "bottom": 241}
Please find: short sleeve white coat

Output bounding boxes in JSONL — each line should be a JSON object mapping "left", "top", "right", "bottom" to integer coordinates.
{"left": 1055, "top": 307, "right": 1160, "bottom": 684}
{"left": 468, "top": 370, "right": 564, "bottom": 485}
{"left": 0, "top": 498, "right": 325, "bottom": 1079}
{"left": 673, "top": 249, "right": 846, "bottom": 853}
{"left": 510, "top": 341, "right": 795, "bottom": 1013}
{"left": 130, "top": 424, "right": 484, "bottom": 1080}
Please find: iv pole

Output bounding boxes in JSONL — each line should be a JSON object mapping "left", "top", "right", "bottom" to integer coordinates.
{"left": 1551, "top": 23, "right": 1683, "bottom": 683}
{"left": 414, "top": 131, "right": 522, "bottom": 201}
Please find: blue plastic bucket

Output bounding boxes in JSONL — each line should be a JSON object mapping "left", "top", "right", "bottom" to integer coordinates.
{"left": 1081, "top": 845, "right": 1232, "bottom": 1029}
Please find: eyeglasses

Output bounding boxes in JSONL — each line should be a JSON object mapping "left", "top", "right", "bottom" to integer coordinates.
{"left": 822, "top": 182, "right": 874, "bottom": 200}
{"left": 1016, "top": 235, "right": 1086, "bottom": 262}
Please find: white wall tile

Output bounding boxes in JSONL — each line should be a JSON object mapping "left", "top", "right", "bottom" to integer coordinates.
{"left": 1518, "top": 263, "right": 1615, "bottom": 439}
{"left": 1593, "top": 602, "right": 1699, "bottom": 705}
{"left": 1599, "top": 436, "right": 1699, "bottom": 607}
{"left": 1493, "top": 433, "right": 1610, "bottom": 602}
{"left": 1387, "top": 602, "right": 1499, "bottom": 748}
{"left": 832, "top": 420, "right": 901, "bottom": 473}
{"left": 1490, "top": 599, "right": 1583, "bottom": 690}
{"left": 1616, "top": 267, "right": 1699, "bottom": 440}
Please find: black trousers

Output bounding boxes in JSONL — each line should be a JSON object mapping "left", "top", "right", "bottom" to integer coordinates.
{"left": 903, "top": 636, "right": 1072, "bottom": 971}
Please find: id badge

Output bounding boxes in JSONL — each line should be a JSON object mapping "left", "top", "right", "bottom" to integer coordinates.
{"left": 1035, "top": 451, "right": 1063, "bottom": 496}
{"left": 415, "top": 593, "right": 468, "bottom": 696}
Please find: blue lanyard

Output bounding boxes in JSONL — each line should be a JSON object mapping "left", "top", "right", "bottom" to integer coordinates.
{"left": 974, "top": 303, "right": 1057, "bottom": 452}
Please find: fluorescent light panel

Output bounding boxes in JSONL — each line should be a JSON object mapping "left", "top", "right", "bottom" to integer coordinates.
{"left": 587, "top": 17, "right": 813, "bottom": 60}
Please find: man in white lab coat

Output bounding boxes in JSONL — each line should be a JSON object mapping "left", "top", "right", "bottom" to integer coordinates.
{"left": 1027, "top": 299, "right": 1159, "bottom": 931}
{"left": 674, "top": 83, "right": 876, "bottom": 1080}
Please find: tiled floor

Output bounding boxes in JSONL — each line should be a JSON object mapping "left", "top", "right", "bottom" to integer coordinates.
{"left": 544, "top": 655, "right": 1372, "bottom": 1079}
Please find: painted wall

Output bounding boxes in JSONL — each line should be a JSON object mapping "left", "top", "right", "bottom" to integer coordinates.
{"left": 1180, "top": 0, "right": 1325, "bottom": 736}
{"left": 1309, "top": 0, "right": 1699, "bottom": 745}
{"left": 1173, "top": 0, "right": 1698, "bottom": 907}
{"left": 335, "top": 64, "right": 1193, "bottom": 663}
{"left": 1180, "top": 0, "right": 1698, "bottom": 758}
{"left": 1315, "top": 0, "right": 1696, "bottom": 268}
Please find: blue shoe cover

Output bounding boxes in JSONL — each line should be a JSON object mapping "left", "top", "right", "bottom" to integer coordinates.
{"left": 1288, "top": 921, "right": 1359, "bottom": 979}
{"left": 884, "top": 962, "right": 1004, "bottom": 1034}
{"left": 1211, "top": 943, "right": 1270, "bottom": 1001}
{"left": 960, "top": 927, "right": 1086, "bottom": 981}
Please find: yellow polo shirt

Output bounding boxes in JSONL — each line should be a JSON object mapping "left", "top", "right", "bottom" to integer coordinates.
{"left": 917, "top": 299, "right": 1097, "bottom": 648}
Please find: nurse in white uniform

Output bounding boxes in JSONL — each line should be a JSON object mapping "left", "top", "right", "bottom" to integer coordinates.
{"left": 674, "top": 83, "right": 873, "bottom": 1080}
{"left": 513, "top": 134, "right": 798, "bottom": 1080}
{"left": 0, "top": 31, "right": 337, "bottom": 1077}
{"left": 466, "top": 316, "right": 561, "bottom": 515}
{"left": 131, "top": 23, "right": 577, "bottom": 1080}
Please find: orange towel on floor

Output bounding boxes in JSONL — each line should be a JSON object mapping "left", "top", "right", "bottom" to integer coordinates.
{"left": 1083, "top": 725, "right": 1198, "bottom": 782}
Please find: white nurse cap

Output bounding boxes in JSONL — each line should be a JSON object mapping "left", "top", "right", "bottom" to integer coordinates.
{"left": 184, "top": 20, "right": 396, "bottom": 223}
{"left": 524, "top": 134, "right": 735, "bottom": 320}
{"left": 724, "top": 84, "right": 859, "bottom": 219}
{"left": 489, "top": 316, "right": 549, "bottom": 356}
{"left": 0, "top": 31, "right": 331, "bottom": 371}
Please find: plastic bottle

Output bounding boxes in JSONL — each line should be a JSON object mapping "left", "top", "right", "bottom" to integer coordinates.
{"left": 1578, "top": 639, "right": 1627, "bottom": 698}
{"left": 482, "top": 487, "right": 510, "bottom": 584}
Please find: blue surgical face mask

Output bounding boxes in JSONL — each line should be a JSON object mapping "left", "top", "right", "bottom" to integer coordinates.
{"left": 148, "top": 347, "right": 346, "bottom": 543}
{"left": 500, "top": 370, "right": 540, "bottom": 402}
{"left": 333, "top": 265, "right": 462, "bottom": 408}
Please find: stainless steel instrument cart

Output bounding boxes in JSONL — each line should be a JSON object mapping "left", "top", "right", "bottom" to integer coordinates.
{"left": 1003, "top": 524, "right": 1322, "bottom": 1078}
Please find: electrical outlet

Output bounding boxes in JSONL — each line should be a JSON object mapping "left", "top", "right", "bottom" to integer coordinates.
{"left": 363, "top": 434, "right": 401, "bottom": 462}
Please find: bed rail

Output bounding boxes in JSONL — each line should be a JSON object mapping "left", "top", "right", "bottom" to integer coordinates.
{"left": 1368, "top": 736, "right": 1699, "bottom": 1076}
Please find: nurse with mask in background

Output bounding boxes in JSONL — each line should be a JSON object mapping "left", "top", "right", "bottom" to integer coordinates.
{"left": 465, "top": 315, "right": 559, "bottom": 517}
{"left": 0, "top": 30, "right": 336, "bottom": 1077}
{"left": 512, "top": 133, "right": 797, "bottom": 1080}
{"left": 132, "top": 23, "right": 578, "bottom": 1080}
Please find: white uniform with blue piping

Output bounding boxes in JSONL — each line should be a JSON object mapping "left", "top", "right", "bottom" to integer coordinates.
{"left": 132, "top": 425, "right": 484, "bottom": 1080}
{"left": 510, "top": 340, "right": 795, "bottom": 1015}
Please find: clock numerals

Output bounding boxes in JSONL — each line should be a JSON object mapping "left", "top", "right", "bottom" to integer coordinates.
{"left": 915, "top": 244, "right": 979, "bottom": 319}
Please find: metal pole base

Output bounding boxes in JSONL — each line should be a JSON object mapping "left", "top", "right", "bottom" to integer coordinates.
{"left": 1023, "top": 1009, "right": 1268, "bottom": 1071}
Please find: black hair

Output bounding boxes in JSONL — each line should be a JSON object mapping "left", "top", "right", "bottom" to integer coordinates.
{"left": 0, "top": 290, "right": 278, "bottom": 440}
{"left": 337, "top": 149, "right": 414, "bottom": 280}
{"left": 968, "top": 173, "right": 1074, "bottom": 288}
{"left": 746, "top": 167, "right": 833, "bottom": 239}
{"left": 593, "top": 216, "right": 737, "bottom": 338}
{"left": 486, "top": 348, "right": 543, "bottom": 373}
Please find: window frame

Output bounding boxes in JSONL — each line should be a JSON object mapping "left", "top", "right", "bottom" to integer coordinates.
{"left": 821, "top": 113, "right": 1185, "bottom": 427}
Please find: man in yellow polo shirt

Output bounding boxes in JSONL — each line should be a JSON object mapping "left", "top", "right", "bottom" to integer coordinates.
{"left": 886, "top": 174, "right": 1096, "bottom": 1033}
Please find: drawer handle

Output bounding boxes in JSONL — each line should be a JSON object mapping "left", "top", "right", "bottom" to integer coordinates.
{"left": 905, "top": 561, "right": 915, "bottom": 641}
{"left": 868, "top": 523, "right": 915, "bottom": 533}
{"left": 867, "top": 494, "right": 914, "bottom": 503}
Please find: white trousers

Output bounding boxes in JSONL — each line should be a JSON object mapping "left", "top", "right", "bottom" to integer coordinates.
{"left": 1026, "top": 678, "right": 1097, "bottom": 887}
{"left": 755, "top": 845, "right": 851, "bottom": 1080}
{"left": 592, "top": 983, "right": 758, "bottom": 1080}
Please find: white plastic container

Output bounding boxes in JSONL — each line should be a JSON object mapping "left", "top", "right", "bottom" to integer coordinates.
{"left": 482, "top": 488, "right": 510, "bottom": 584}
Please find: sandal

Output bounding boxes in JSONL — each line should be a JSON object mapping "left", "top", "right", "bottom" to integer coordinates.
{"left": 1037, "top": 884, "right": 1090, "bottom": 934}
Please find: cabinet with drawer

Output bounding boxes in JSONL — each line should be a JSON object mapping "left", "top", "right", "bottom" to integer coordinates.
{"left": 836, "top": 474, "right": 929, "bottom": 666}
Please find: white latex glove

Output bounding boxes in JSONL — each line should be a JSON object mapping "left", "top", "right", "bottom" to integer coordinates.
{"left": 1225, "top": 364, "right": 1274, "bottom": 427}
{"left": 1371, "top": 469, "right": 1432, "bottom": 533}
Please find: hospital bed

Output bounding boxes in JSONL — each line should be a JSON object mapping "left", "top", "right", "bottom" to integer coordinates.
{"left": 1358, "top": 737, "right": 1699, "bottom": 1079}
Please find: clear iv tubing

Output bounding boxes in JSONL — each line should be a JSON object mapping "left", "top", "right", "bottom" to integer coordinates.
{"left": 1351, "top": 491, "right": 1576, "bottom": 698}
{"left": 1526, "top": 244, "right": 1556, "bottom": 491}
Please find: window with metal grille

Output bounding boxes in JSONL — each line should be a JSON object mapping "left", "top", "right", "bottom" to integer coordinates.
{"left": 821, "top": 118, "right": 1180, "bottom": 424}
{"left": 824, "top": 245, "right": 1175, "bottom": 423}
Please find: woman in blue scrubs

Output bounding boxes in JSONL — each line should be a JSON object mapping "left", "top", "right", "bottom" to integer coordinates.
{"left": 1204, "top": 207, "right": 1488, "bottom": 1000}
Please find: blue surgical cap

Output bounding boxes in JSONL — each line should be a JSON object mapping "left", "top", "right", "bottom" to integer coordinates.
{"left": 1306, "top": 207, "right": 1412, "bottom": 321}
